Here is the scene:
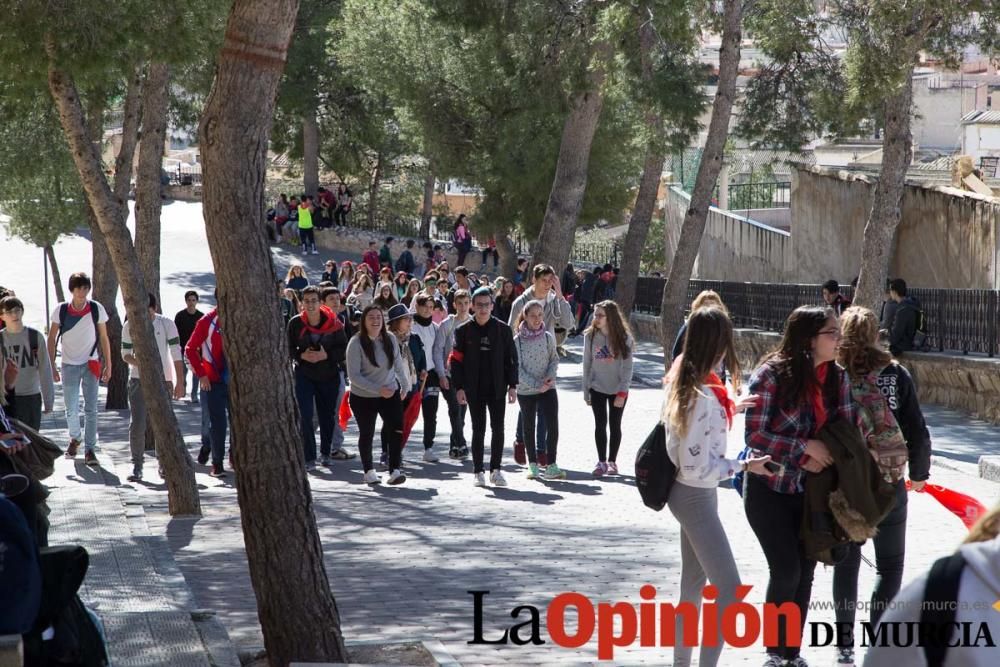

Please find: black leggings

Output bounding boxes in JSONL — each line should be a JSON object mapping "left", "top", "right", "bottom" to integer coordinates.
{"left": 832, "top": 479, "right": 908, "bottom": 647}
{"left": 468, "top": 396, "right": 506, "bottom": 473}
{"left": 744, "top": 474, "right": 816, "bottom": 659}
{"left": 517, "top": 391, "right": 559, "bottom": 464}
{"left": 349, "top": 392, "right": 403, "bottom": 472}
{"left": 590, "top": 390, "right": 625, "bottom": 462}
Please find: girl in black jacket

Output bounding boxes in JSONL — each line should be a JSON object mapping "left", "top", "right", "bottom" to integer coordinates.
{"left": 830, "top": 305, "right": 932, "bottom": 667}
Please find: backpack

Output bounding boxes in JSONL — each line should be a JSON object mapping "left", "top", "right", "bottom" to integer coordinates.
{"left": 0, "top": 327, "right": 41, "bottom": 368}
{"left": 634, "top": 422, "right": 677, "bottom": 511}
{"left": 852, "top": 371, "right": 909, "bottom": 483}
{"left": 58, "top": 303, "right": 101, "bottom": 358}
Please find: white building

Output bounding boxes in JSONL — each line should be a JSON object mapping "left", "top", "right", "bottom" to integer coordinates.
{"left": 961, "top": 110, "right": 1000, "bottom": 165}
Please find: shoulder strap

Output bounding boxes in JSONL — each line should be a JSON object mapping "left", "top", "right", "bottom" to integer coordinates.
{"left": 88, "top": 301, "right": 100, "bottom": 357}
{"left": 28, "top": 328, "right": 39, "bottom": 360}
{"left": 920, "top": 551, "right": 966, "bottom": 667}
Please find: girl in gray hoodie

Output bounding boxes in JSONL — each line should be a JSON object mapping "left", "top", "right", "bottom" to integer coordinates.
{"left": 514, "top": 301, "right": 562, "bottom": 480}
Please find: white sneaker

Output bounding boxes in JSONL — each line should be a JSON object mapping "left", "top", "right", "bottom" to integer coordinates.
{"left": 363, "top": 470, "right": 380, "bottom": 484}
{"left": 387, "top": 469, "right": 406, "bottom": 485}
{"left": 311, "top": 249, "right": 319, "bottom": 255}
{"left": 473, "top": 472, "right": 487, "bottom": 487}
{"left": 422, "top": 448, "right": 439, "bottom": 462}
{"left": 489, "top": 470, "right": 508, "bottom": 487}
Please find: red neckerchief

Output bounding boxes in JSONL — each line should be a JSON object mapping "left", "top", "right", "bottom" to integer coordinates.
{"left": 811, "top": 361, "right": 830, "bottom": 433}
{"left": 67, "top": 301, "right": 91, "bottom": 317}
{"left": 706, "top": 371, "right": 735, "bottom": 429}
{"left": 299, "top": 306, "right": 343, "bottom": 338}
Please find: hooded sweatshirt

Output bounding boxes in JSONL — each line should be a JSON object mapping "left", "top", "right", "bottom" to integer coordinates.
{"left": 508, "top": 289, "right": 575, "bottom": 335}
{"left": 889, "top": 295, "right": 922, "bottom": 354}
{"left": 862, "top": 533, "right": 1000, "bottom": 667}
{"left": 287, "top": 306, "right": 347, "bottom": 383}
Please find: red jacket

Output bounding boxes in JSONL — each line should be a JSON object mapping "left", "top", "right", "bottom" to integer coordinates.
{"left": 185, "top": 308, "right": 227, "bottom": 384}
{"left": 362, "top": 250, "right": 380, "bottom": 275}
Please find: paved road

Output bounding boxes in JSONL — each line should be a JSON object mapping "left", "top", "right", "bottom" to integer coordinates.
{"left": 8, "top": 204, "right": 1000, "bottom": 665}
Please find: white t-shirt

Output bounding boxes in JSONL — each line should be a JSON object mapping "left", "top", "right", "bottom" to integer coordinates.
{"left": 121, "top": 314, "right": 182, "bottom": 382}
{"left": 52, "top": 301, "right": 109, "bottom": 366}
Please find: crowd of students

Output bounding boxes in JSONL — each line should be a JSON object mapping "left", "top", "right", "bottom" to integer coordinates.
{"left": 4, "top": 258, "right": 999, "bottom": 666}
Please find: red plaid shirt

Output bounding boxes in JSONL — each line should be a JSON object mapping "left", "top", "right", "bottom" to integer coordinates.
{"left": 743, "top": 360, "right": 857, "bottom": 494}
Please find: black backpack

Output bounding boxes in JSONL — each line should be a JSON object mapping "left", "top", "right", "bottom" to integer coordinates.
{"left": 634, "top": 422, "right": 678, "bottom": 511}
{"left": 920, "top": 551, "right": 966, "bottom": 667}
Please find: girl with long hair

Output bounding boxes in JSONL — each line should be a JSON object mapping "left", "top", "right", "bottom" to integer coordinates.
{"left": 401, "top": 279, "right": 422, "bottom": 308}
{"left": 582, "top": 301, "right": 637, "bottom": 477}
{"left": 345, "top": 305, "right": 409, "bottom": 485}
{"left": 285, "top": 264, "right": 308, "bottom": 292}
{"left": 394, "top": 271, "right": 410, "bottom": 301}
{"left": 513, "top": 300, "right": 562, "bottom": 480}
{"left": 664, "top": 307, "right": 771, "bottom": 667}
{"left": 453, "top": 215, "right": 471, "bottom": 266}
{"left": 347, "top": 274, "right": 374, "bottom": 311}
{"left": 338, "top": 261, "right": 356, "bottom": 294}
{"left": 743, "top": 305, "right": 856, "bottom": 667}
{"left": 372, "top": 282, "right": 399, "bottom": 315}
{"left": 830, "top": 306, "right": 931, "bottom": 667}
{"left": 494, "top": 278, "right": 516, "bottom": 324}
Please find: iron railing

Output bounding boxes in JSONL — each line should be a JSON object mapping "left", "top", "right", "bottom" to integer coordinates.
{"left": 633, "top": 277, "right": 1000, "bottom": 357}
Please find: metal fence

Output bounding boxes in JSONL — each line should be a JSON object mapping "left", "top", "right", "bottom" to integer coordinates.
{"left": 633, "top": 277, "right": 1000, "bottom": 357}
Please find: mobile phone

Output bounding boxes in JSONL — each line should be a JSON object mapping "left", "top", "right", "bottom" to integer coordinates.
{"left": 763, "top": 461, "right": 782, "bottom": 474}
{"left": 1, "top": 436, "right": 28, "bottom": 449}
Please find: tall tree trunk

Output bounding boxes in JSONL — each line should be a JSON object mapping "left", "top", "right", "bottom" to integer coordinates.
{"left": 45, "top": 244, "right": 66, "bottom": 303}
{"left": 136, "top": 62, "right": 171, "bottom": 307}
{"left": 615, "top": 11, "right": 664, "bottom": 317}
{"left": 495, "top": 227, "right": 518, "bottom": 281}
{"left": 532, "top": 39, "right": 608, "bottom": 271}
{"left": 47, "top": 46, "right": 200, "bottom": 516}
{"left": 419, "top": 168, "right": 434, "bottom": 239}
{"left": 197, "top": 1, "right": 348, "bottom": 664}
{"left": 658, "top": 0, "right": 741, "bottom": 359}
{"left": 854, "top": 68, "right": 915, "bottom": 308}
{"left": 367, "top": 151, "right": 382, "bottom": 228}
{"left": 302, "top": 107, "right": 319, "bottom": 197}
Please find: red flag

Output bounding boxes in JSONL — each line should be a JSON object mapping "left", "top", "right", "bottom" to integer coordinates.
{"left": 400, "top": 375, "right": 429, "bottom": 447}
{"left": 339, "top": 390, "right": 352, "bottom": 430}
{"left": 909, "top": 482, "right": 988, "bottom": 529}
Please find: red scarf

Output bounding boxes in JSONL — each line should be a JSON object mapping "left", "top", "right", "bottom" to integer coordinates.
{"left": 706, "top": 371, "right": 735, "bottom": 429}
{"left": 299, "top": 306, "right": 343, "bottom": 338}
{"left": 811, "top": 361, "right": 830, "bottom": 433}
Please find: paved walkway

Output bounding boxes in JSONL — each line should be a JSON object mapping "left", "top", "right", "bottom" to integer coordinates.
{"left": 42, "top": 338, "right": 994, "bottom": 666}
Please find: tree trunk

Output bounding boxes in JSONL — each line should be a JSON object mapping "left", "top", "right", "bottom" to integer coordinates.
{"left": 658, "top": 0, "right": 742, "bottom": 360}
{"left": 48, "top": 48, "right": 200, "bottom": 517}
{"left": 419, "top": 169, "right": 434, "bottom": 239}
{"left": 854, "top": 68, "right": 915, "bottom": 309}
{"left": 531, "top": 38, "right": 609, "bottom": 271}
{"left": 136, "top": 62, "right": 171, "bottom": 307}
{"left": 367, "top": 151, "right": 382, "bottom": 228}
{"left": 45, "top": 244, "right": 65, "bottom": 303}
{"left": 495, "top": 227, "right": 518, "bottom": 280}
{"left": 302, "top": 108, "right": 319, "bottom": 197}
{"left": 197, "top": 1, "right": 348, "bottom": 664}
{"left": 615, "top": 12, "right": 664, "bottom": 317}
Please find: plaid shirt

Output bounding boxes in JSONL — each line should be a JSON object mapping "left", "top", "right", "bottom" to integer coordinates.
{"left": 743, "top": 360, "right": 857, "bottom": 494}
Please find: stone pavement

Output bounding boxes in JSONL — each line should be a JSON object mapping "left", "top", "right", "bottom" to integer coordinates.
{"left": 56, "top": 337, "right": 991, "bottom": 666}
{"left": 36, "top": 398, "right": 240, "bottom": 667}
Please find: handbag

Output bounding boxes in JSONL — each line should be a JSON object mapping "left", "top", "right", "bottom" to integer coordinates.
{"left": 634, "top": 422, "right": 678, "bottom": 511}
{"left": 10, "top": 418, "right": 63, "bottom": 481}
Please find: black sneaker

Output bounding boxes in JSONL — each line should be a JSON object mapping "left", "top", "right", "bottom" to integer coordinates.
{"left": 84, "top": 450, "right": 99, "bottom": 467}
{"left": 197, "top": 444, "right": 210, "bottom": 465}
{"left": 209, "top": 464, "right": 225, "bottom": 478}
{"left": 65, "top": 438, "right": 80, "bottom": 458}
{"left": 0, "top": 474, "right": 30, "bottom": 498}
{"left": 457, "top": 446, "right": 469, "bottom": 459}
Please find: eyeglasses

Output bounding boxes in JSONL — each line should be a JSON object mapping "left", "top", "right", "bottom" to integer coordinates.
{"left": 818, "top": 328, "right": 842, "bottom": 339}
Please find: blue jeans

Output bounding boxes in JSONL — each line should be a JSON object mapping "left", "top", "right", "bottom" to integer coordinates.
{"left": 199, "top": 382, "right": 229, "bottom": 466}
{"left": 295, "top": 369, "right": 340, "bottom": 462}
{"left": 61, "top": 363, "right": 99, "bottom": 452}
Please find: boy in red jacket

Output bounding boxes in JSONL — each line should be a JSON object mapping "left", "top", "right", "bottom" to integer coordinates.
{"left": 184, "top": 307, "right": 230, "bottom": 477}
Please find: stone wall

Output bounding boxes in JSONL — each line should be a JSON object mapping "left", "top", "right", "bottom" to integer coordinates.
{"left": 790, "top": 165, "right": 1000, "bottom": 288}
{"left": 314, "top": 227, "right": 491, "bottom": 272}
{"left": 630, "top": 313, "right": 1000, "bottom": 425}
{"left": 664, "top": 186, "right": 791, "bottom": 283}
